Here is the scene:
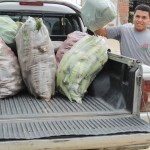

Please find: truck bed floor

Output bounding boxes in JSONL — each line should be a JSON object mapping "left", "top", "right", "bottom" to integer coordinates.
{"left": 0, "top": 92, "right": 149, "bottom": 140}
{"left": 0, "top": 92, "right": 128, "bottom": 119}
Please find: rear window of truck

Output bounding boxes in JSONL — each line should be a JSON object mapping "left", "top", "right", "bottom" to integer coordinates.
{"left": 0, "top": 13, "right": 82, "bottom": 38}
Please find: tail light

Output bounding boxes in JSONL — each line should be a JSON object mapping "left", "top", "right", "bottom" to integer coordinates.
{"left": 19, "top": 2, "right": 43, "bottom": 6}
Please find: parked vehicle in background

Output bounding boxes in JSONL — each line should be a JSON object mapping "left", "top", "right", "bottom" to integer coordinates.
{"left": 0, "top": 0, "right": 150, "bottom": 150}
{"left": 140, "top": 65, "right": 150, "bottom": 123}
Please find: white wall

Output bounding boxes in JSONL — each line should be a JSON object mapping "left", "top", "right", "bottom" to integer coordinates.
{"left": 72, "top": 0, "right": 81, "bottom": 5}
{"left": 65, "top": 0, "right": 81, "bottom": 5}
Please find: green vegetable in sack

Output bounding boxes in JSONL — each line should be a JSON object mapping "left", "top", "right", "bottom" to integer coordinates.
{"left": 57, "top": 35, "right": 108, "bottom": 103}
{"left": 35, "top": 18, "right": 42, "bottom": 31}
{"left": 0, "top": 15, "right": 18, "bottom": 44}
{"left": 81, "top": 0, "right": 117, "bottom": 32}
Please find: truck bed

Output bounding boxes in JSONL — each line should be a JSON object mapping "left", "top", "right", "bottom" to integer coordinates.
{"left": 0, "top": 92, "right": 150, "bottom": 140}
{"left": 0, "top": 53, "right": 150, "bottom": 150}
{"left": 0, "top": 53, "right": 150, "bottom": 143}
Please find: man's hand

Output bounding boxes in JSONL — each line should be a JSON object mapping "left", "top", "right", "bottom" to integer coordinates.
{"left": 95, "top": 27, "right": 108, "bottom": 37}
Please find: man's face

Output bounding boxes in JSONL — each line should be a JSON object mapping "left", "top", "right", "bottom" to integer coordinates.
{"left": 133, "top": 10, "right": 150, "bottom": 31}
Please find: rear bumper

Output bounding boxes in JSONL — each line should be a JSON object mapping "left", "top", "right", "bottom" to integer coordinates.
{"left": 0, "top": 134, "right": 150, "bottom": 150}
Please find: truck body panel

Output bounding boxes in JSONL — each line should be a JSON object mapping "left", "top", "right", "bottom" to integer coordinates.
{"left": 0, "top": 134, "right": 150, "bottom": 150}
{"left": 0, "top": 1, "right": 150, "bottom": 149}
{"left": 0, "top": 53, "right": 150, "bottom": 149}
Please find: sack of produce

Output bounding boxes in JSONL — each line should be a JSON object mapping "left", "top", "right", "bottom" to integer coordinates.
{"left": 16, "top": 17, "right": 56, "bottom": 100}
{"left": 52, "top": 41, "right": 63, "bottom": 53}
{"left": 81, "top": 0, "right": 116, "bottom": 32}
{"left": 56, "top": 31, "right": 88, "bottom": 67}
{"left": 0, "top": 38, "right": 23, "bottom": 98}
{"left": 0, "top": 15, "right": 18, "bottom": 44}
{"left": 57, "top": 35, "right": 108, "bottom": 103}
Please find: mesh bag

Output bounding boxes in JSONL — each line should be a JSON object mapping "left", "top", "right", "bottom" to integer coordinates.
{"left": 81, "top": 0, "right": 117, "bottom": 32}
{"left": 16, "top": 17, "right": 56, "bottom": 100}
{"left": 0, "top": 38, "right": 23, "bottom": 98}
{"left": 57, "top": 35, "right": 108, "bottom": 103}
{"left": 56, "top": 31, "right": 88, "bottom": 67}
{"left": 0, "top": 16, "right": 18, "bottom": 44}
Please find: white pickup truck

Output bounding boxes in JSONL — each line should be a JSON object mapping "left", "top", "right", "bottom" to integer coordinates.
{"left": 0, "top": 1, "right": 150, "bottom": 150}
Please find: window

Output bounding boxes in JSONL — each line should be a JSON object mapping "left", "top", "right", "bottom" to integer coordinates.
{"left": 0, "top": 13, "right": 81, "bottom": 37}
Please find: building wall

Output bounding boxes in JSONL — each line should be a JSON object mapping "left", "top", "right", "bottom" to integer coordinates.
{"left": 118, "top": 0, "right": 129, "bottom": 24}
{"left": 110, "top": 0, "right": 129, "bottom": 25}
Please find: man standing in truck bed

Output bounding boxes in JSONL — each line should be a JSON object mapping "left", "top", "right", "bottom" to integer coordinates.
{"left": 95, "top": 4, "right": 150, "bottom": 66}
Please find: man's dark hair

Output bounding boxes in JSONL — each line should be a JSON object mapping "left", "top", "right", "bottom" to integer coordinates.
{"left": 134, "top": 4, "right": 150, "bottom": 17}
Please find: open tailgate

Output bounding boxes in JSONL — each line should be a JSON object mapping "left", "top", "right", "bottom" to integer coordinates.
{"left": 0, "top": 93, "right": 150, "bottom": 150}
